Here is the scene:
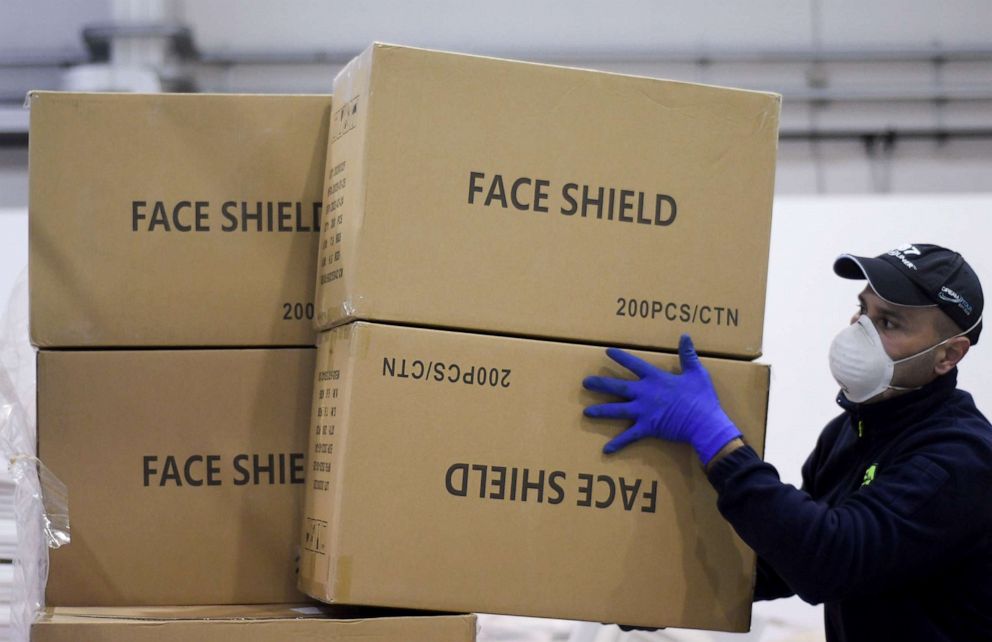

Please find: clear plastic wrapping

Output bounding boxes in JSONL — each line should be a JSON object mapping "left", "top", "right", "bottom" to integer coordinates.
{"left": 0, "top": 270, "right": 69, "bottom": 642}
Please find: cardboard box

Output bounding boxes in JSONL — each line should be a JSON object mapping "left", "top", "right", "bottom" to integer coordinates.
{"left": 37, "top": 348, "right": 315, "bottom": 606}
{"left": 299, "top": 321, "right": 769, "bottom": 631}
{"left": 315, "top": 43, "right": 780, "bottom": 358}
{"left": 29, "top": 91, "right": 331, "bottom": 348}
{"left": 32, "top": 605, "right": 476, "bottom": 642}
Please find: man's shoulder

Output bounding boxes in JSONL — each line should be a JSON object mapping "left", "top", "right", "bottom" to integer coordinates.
{"left": 905, "top": 390, "right": 992, "bottom": 477}
{"left": 948, "top": 387, "right": 991, "bottom": 423}
{"left": 935, "top": 388, "right": 992, "bottom": 444}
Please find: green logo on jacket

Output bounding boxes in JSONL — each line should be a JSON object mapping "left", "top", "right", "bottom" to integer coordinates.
{"left": 861, "top": 463, "right": 878, "bottom": 487}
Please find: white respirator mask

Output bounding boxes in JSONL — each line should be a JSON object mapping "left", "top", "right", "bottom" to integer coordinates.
{"left": 828, "top": 314, "right": 982, "bottom": 403}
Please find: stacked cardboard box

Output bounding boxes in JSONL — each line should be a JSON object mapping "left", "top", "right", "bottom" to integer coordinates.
{"left": 32, "top": 605, "right": 476, "bottom": 642}
{"left": 28, "top": 92, "right": 471, "bottom": 639}
{"left": 299, "top": 43, "right": 780, "bottom": 631}
{"left": 35, "top": 348, "right": 314, "bottom": 606}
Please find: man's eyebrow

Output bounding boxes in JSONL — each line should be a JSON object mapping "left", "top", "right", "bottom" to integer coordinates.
{"left": 860, "top": 293, "right": 910, "bottom": 320}
{"left": 885, "top": 306, "right": 909, "bottom": 321}
{"left": 875, "top": 299, "right": 908, "bottom": 320}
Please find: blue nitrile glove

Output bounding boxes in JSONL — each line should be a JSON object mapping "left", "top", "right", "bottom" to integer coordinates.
{"left": 582, "top": 334, "right": 742, "bottom": 465}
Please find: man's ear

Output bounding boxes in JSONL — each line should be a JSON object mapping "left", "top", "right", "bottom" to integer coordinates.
{"left": 935, "top": 336, "right": 971, "bottom": 375}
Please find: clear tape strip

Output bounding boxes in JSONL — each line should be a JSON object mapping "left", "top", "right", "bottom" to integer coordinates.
{"left": 10, "top": 455, "right": 69, "bottom": 549}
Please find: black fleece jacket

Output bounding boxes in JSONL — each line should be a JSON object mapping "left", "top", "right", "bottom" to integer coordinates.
{"left": 707, "top": 369, "right": 992, "bottom": 642}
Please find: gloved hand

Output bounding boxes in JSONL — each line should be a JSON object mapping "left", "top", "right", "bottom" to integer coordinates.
{"left": 582, "top": 334, "right": 741, "bottom": 465}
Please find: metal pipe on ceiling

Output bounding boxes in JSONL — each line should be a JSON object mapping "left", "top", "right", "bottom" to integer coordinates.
{"left": 4, "top": 45, "right": 992, "bottom": 68}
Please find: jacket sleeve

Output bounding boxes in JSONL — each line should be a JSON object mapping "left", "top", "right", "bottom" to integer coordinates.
{"left": 750, "top": 427, "right": 833, "bottom": 603}
{"left": 754, "top": 556, "right": 795, "bottom": 601}
{"left": 797, "top": 415, "right": 843, "bottom": 497}
{"left": 707, "top": 442, "right": 992, "bottom": 605}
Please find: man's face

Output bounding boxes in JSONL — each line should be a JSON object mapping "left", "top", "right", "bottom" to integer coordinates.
{"left": 851, "top": 286, "right": 949, "bottom": 400}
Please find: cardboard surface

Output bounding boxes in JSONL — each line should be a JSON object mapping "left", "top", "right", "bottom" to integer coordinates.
{"left": 38, "top": 348, "right": 315, "bottom": 606}
{"left": 299, "top": 322, "right": 770, "bottom": 631}
{"left": 33, "top": 606, "right": 476, "bottom": 642}
{"left": 315, "top": 43, "right": 780, "bottom": 358}
{"left": 29, "top": 91, "right": 331, "bottom": 348}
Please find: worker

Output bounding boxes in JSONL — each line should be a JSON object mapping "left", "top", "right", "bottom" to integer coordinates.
{"left": 583, "top": 244, "right": 990, "bottom": 642}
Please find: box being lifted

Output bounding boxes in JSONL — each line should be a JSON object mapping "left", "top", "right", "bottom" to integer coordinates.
{"left": 29, "top": 91, "right": 331, "bottom": 348}
{"left": 38, "top": 348, "right": 315, "bottom": 606}
{"left": 299, "top": 321, "right": 770, "bottom": 631}
{"left": 315, "top": 43, "right": 780, "bottom": 359}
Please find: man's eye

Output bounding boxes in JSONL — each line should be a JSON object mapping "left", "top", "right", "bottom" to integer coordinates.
{"left": 882, "top": 318, "right": 897, "bottom": 330}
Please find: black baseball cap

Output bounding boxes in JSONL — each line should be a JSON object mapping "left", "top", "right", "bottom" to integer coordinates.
{"left": 833, "top": 243, "right": 984, "bottom": 345}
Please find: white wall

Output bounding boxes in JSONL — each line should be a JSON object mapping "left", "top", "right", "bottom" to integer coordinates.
{"left": 0, "top": 209, "right": 27, "bottom": 316}
{"left": 0, "top": 151, "right": 27, "bottom": 211}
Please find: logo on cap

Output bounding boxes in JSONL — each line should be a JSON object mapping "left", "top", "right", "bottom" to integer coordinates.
{"left": 887, "top": 244, "right": 921, "bottom": 270}
{"left": 939, "top": 286, "right": 973, "bottom": 315}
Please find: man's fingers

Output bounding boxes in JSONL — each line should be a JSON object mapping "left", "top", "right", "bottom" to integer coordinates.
{"left": 582, "top": 375, "right": 632, "bottom": 398}
{"left": 678, "top": 334, "right": 701, "bottom": 372}
{"left": 584, "top": 401, "right": 638, "bottom": 420}
{"left": 603, "top": 423, "right": 647, "bottom": 454}
{"left": 606, "top": 347, "right": 657, "bottom": 379}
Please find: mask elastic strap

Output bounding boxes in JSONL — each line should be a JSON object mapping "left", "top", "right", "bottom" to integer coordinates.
{"left": 888, "top": 315, "right": 983, "bottom": 392}
{"left": 888, "top": 383, "right": 920, "bottom": 392}
{"left": 892, "top": 314, "right": 984, "bottom": 365}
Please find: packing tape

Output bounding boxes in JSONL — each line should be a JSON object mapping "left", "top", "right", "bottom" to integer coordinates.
{"left": 340, "top": 297, "right": 358, "bottom": 318}
{"left": 336, "top": 294, "right": 368, "bottom": 323}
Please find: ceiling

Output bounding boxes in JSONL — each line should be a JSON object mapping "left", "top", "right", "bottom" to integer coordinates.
{"left": 3, "top": 0, "right": 991, "bottom": 62}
